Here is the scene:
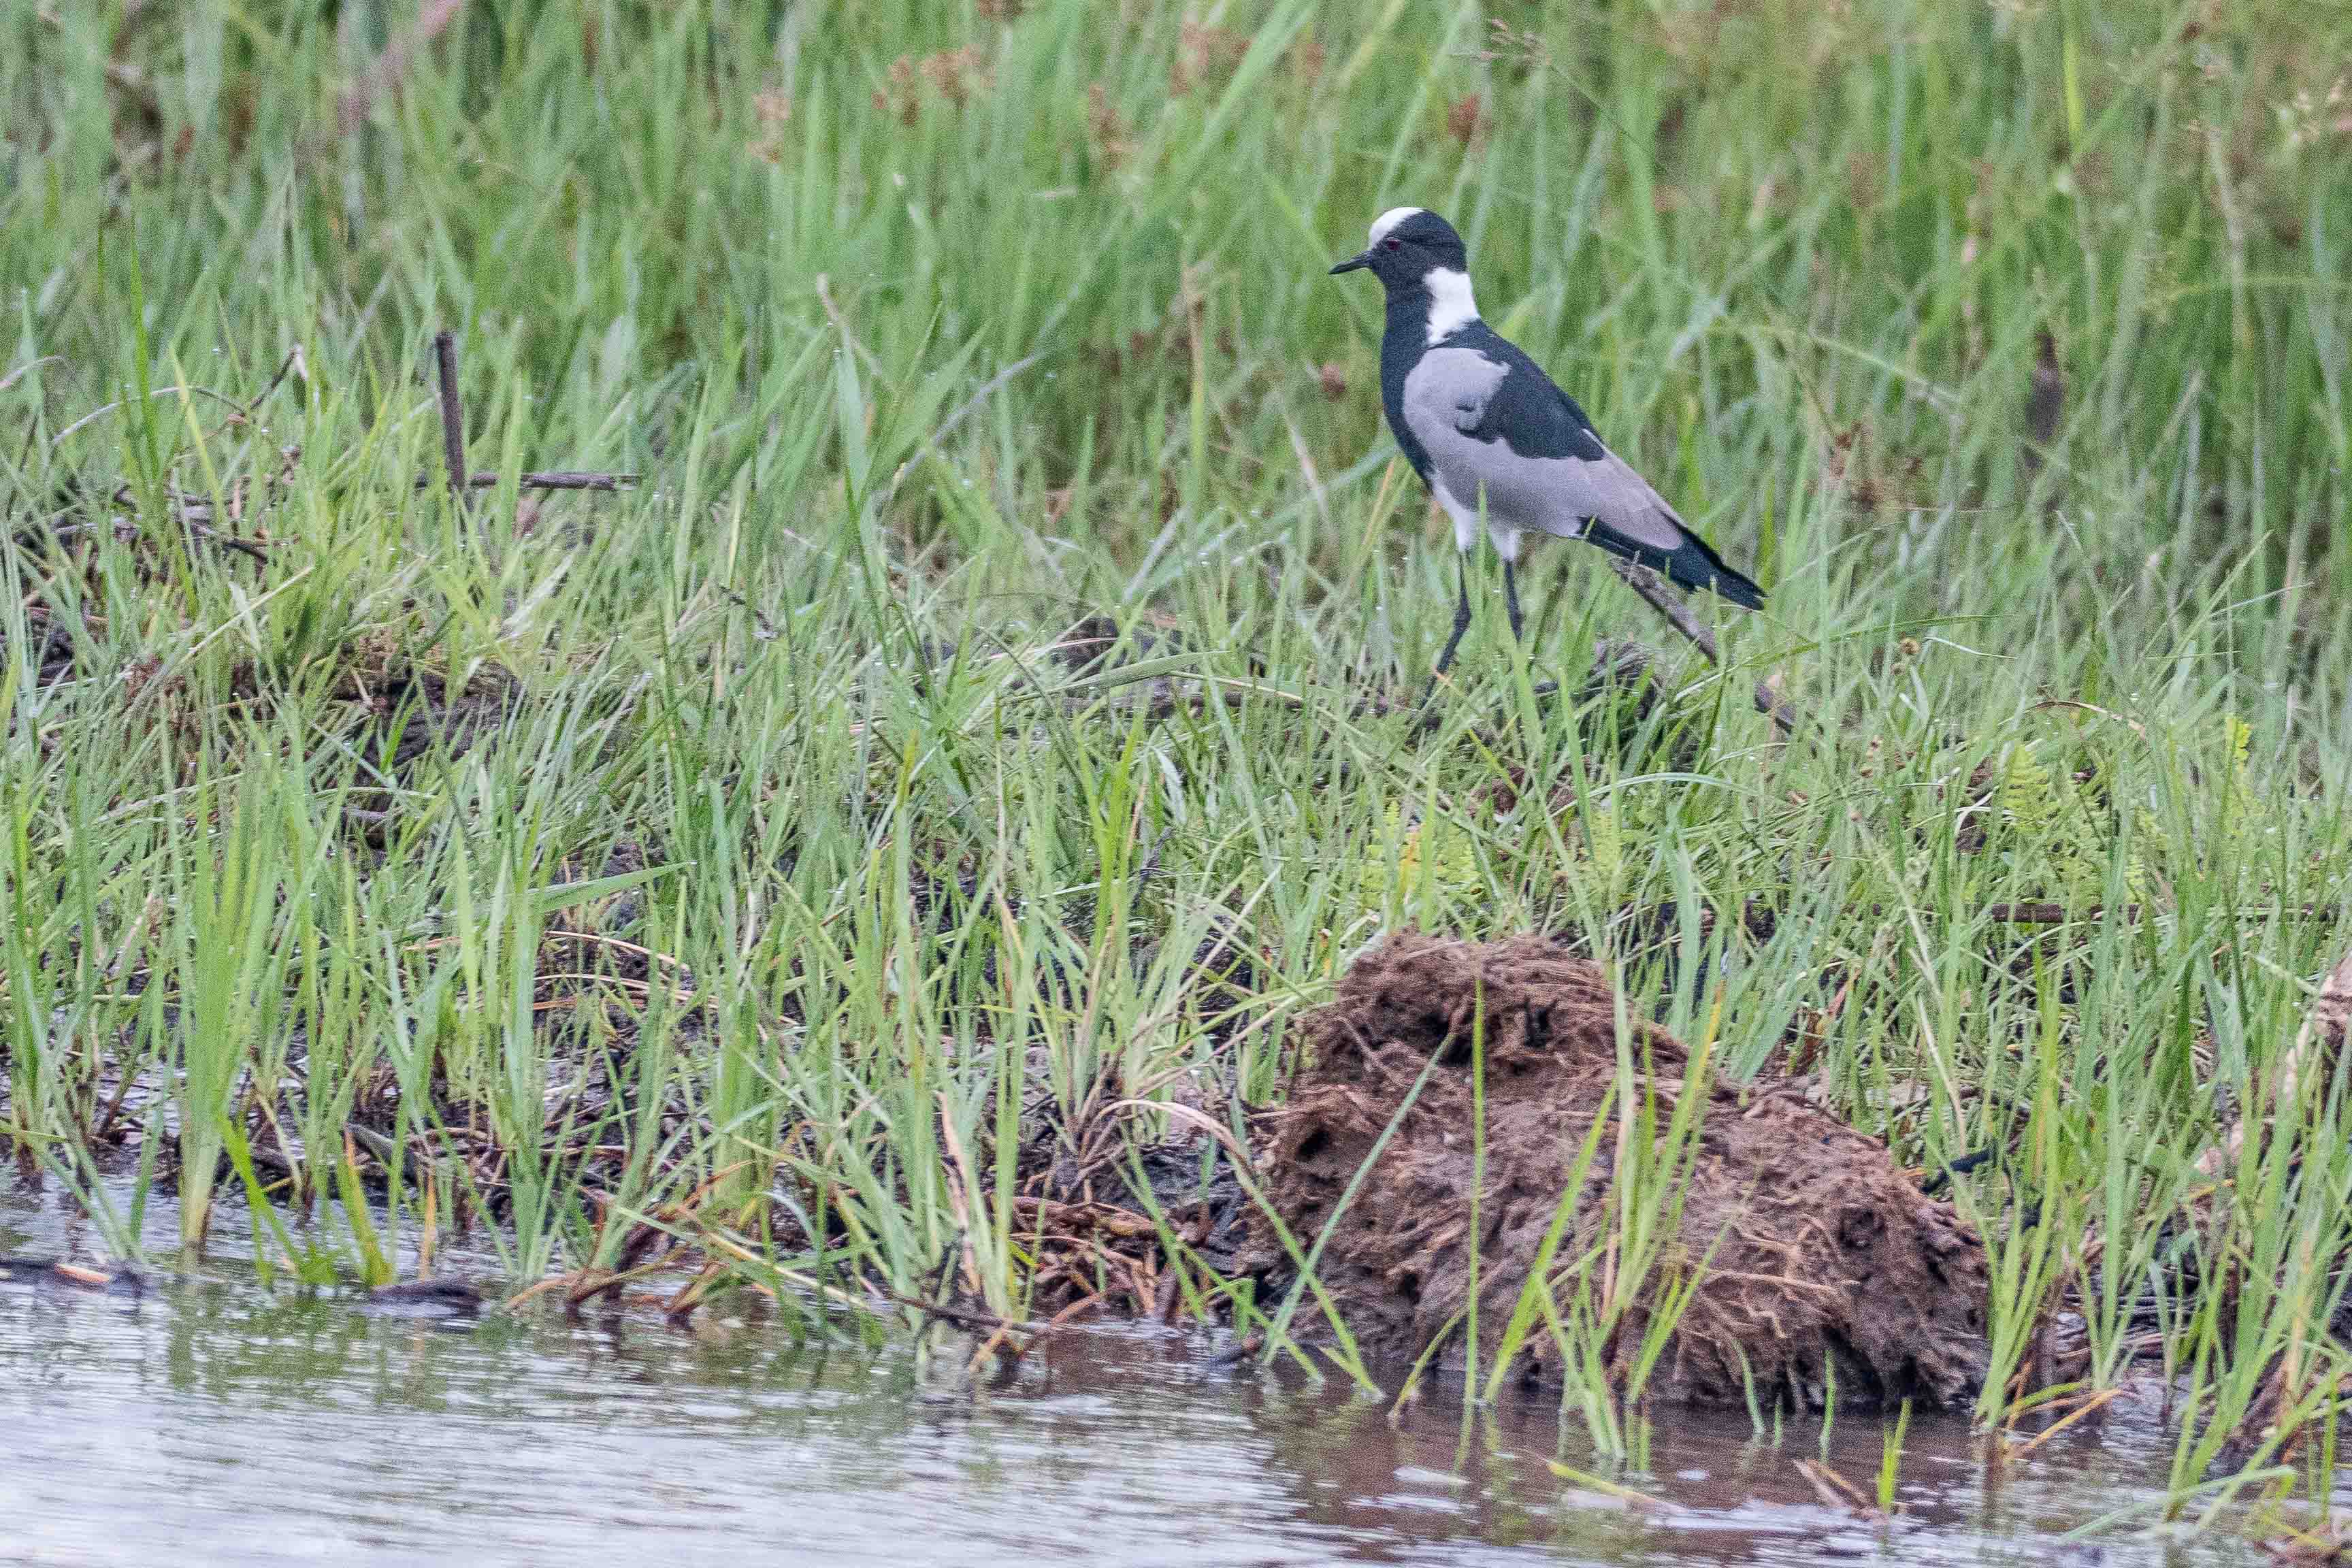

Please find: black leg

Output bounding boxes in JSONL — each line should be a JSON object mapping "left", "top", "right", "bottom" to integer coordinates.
{"left": 1431, "top": 554, "right": 1473, "bottom": 679}
{"left": 1503, "top": 556, "right": 1524, "bottom": 642}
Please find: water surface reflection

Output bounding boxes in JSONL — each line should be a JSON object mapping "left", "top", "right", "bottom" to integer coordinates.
{"left": 0, "top": 1186, "right": 2259, "bottom": 1566}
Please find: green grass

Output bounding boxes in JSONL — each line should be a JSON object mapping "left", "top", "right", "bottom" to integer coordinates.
{"left": 5, "top": 0, "right": 2352, "bottom": 1517}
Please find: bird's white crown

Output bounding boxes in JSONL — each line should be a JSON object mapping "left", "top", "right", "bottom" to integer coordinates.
{"left": 1367, "top": 206, "right": 1425, "bottom": 246}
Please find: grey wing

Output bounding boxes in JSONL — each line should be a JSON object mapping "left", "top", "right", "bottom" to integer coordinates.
{"left": 1399, "top": 348, "right": 1509, "bottom": 448}
{"left": 1403, "top": 346, "right": 1690, "bottom": 551}
{"left": 1399, "top": 348, "right": 1524, "bottom": 525}
{"left": 1531, "top": 444, "right": 1690, "bottom": 555}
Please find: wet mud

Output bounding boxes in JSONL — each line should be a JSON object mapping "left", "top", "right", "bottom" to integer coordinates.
{"left": 1245, "top": 931, "right": 1989, "bottom": 1411}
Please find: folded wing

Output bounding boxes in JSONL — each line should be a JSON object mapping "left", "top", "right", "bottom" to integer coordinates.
{"left": 1403, "top": 332, "right": 1765, "bottom": 608}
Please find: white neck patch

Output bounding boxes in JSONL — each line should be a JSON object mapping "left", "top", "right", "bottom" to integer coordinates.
{"left": 1368, "top": 206, "right": 1424, "bottom": 246}
{"left": 1422, "top": 267, "right": 1479, "bottom": 344}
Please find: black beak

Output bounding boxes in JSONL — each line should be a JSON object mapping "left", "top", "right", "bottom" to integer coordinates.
{"left": 1329, "top": 251, "right": 1371, "bottom": 275}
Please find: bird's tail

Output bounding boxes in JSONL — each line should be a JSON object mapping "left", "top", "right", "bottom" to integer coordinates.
{"left": 1601, "top": 525, "right": 1765, "bottom": 610}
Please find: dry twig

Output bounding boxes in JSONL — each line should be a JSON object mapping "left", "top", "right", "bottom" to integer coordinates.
{"left": 433, "top": 329, "right": 468, "bottom": 508}
{"left": 1604, "top": 555, "right": 1799, "bottom": 735}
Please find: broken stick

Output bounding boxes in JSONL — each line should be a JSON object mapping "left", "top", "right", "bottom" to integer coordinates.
{"left": 1604, "top": 555, "right": 1800, "bottom": 736}
{"left": 432, "top": 329, "right": 468, "bottom": 509}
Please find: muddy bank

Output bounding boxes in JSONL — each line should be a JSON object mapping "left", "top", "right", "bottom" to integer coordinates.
{"left": 1245, "top": 932, "right": 1989, "bottom": 1411}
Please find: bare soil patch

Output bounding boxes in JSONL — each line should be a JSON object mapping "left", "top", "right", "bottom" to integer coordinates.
{"left": 1245, "top": 930, "right": 1989, "bottom": 1411}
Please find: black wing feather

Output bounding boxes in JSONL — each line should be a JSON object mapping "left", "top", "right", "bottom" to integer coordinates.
{"left": 1452, "top": 325, "right": 1608, "bottom": 462}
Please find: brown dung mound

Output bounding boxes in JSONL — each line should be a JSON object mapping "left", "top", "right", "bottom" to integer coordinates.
{"left": 1247, "top": 932, "right": 1989, "bottom": 1411}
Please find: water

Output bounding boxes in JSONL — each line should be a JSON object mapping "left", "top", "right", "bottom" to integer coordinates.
{"left": 0, "top": 1183, "right": 2277, "bottom": 1567}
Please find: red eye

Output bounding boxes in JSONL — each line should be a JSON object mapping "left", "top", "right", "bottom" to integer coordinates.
{"left": 1383, "top": 238, "right": 1402, "bottom": 250}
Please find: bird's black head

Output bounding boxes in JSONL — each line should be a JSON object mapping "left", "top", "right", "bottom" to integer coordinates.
{"left": 1328, "top": 208, "right": 1469, "bottom": 289}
